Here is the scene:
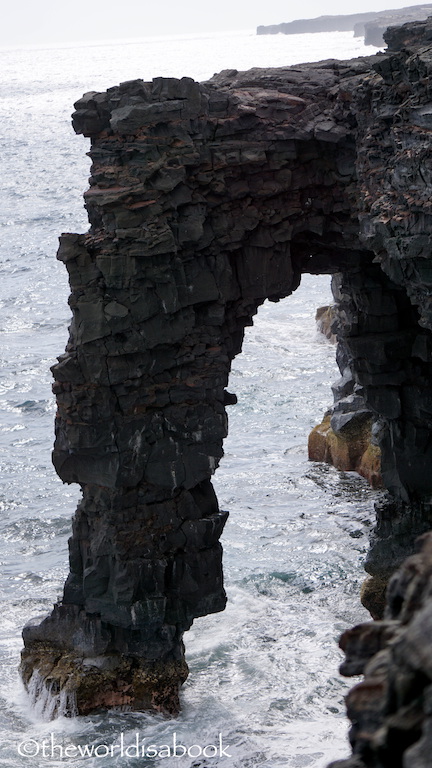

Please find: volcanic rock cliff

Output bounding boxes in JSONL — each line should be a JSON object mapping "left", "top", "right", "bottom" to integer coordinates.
{"left": 256, "top": 4, "right": 432, "bottom": 47}
{"left": 19, "top": 17, "right": 432, "bottom": 762}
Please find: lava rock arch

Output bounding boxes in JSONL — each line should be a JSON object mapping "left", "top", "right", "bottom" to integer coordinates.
{"left": 21, "top": 20, "right": 432, "bottom": 719}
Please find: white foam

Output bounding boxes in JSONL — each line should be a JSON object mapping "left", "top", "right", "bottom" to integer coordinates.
{"left": 26, "top": 670, "right": 78, "bottom": 721}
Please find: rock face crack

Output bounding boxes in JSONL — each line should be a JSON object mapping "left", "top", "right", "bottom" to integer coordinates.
{"left": 20, "top": 19, "right": 432, "bottom": 744}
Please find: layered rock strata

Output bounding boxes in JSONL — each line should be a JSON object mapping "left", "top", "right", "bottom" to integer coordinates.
{"left": 257, "top": 5, "right": 432, "bottom": 47}
{"left": 21, "top": 19, "right": 432, "bottom": 716}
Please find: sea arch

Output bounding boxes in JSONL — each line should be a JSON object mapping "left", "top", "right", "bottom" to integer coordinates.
{"left": 21, "top": 38, "right": 432, "bottom": 713}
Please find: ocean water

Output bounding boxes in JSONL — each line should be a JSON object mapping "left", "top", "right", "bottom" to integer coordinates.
{"left": 0, "top": 29, "right": 383, "bottom": 767}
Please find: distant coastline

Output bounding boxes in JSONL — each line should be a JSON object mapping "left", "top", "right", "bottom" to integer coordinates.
{"left": 257, "top": 3, "right": 432, "bottom": 46}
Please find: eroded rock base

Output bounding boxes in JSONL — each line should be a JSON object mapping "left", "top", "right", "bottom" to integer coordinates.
{"left": 20, "top": 646, "right": 188, "bottom": 716}
{"left": 308, "top": 413, "right": 382, "bottom": 489}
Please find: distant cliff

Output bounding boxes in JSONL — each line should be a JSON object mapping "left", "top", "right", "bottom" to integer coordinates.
{"left": 257, "top": 4, "right": 432, "bottom": 46}
{"left": 257, "top": 11, "right": 377, "bottom": 36}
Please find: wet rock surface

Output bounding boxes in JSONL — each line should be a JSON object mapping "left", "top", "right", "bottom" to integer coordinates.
{"left": 20, "top": 19, "right": 432, "bottom": 721}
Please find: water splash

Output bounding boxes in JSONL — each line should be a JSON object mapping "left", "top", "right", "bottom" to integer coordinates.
{"left": 26, "top": 670, "right": 77, "bottom": 720}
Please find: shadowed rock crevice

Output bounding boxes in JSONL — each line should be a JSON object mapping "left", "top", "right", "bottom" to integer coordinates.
{"left": 20, "top": 19, "right": 432, "bottom": 729}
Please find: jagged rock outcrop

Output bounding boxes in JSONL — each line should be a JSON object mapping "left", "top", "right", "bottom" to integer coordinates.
{"left": 309, "top": 298, "right": 383, "bottom": 489}
{"left": 316, "top": 304, "right": 338, "bottom": 342}
{"left": 257, "top": 5, "right": 432, "bottom": 47}
{"left": 308, "top": 410, "right": 383, "bottom": 489}
{"left": 20, "top": 19, "right": 432, "bottom": 719}
{"left": 329, "top": 532, "right": 432, "bottom": 768}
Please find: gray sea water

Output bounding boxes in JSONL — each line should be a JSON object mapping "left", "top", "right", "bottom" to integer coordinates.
{"left": 0, "top": 28, "right": 383, "bottom": 768}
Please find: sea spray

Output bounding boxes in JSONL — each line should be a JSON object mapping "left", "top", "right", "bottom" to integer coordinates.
{"left": 26, "top": 670, "right": 77, "bottom": 720}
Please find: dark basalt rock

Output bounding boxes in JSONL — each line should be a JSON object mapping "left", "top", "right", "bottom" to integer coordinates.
{"left": 329, "top": 532, "right": 432, "bottom": 768}
{"left": 19, "top": 19, "right": 432, "bottom": 737}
